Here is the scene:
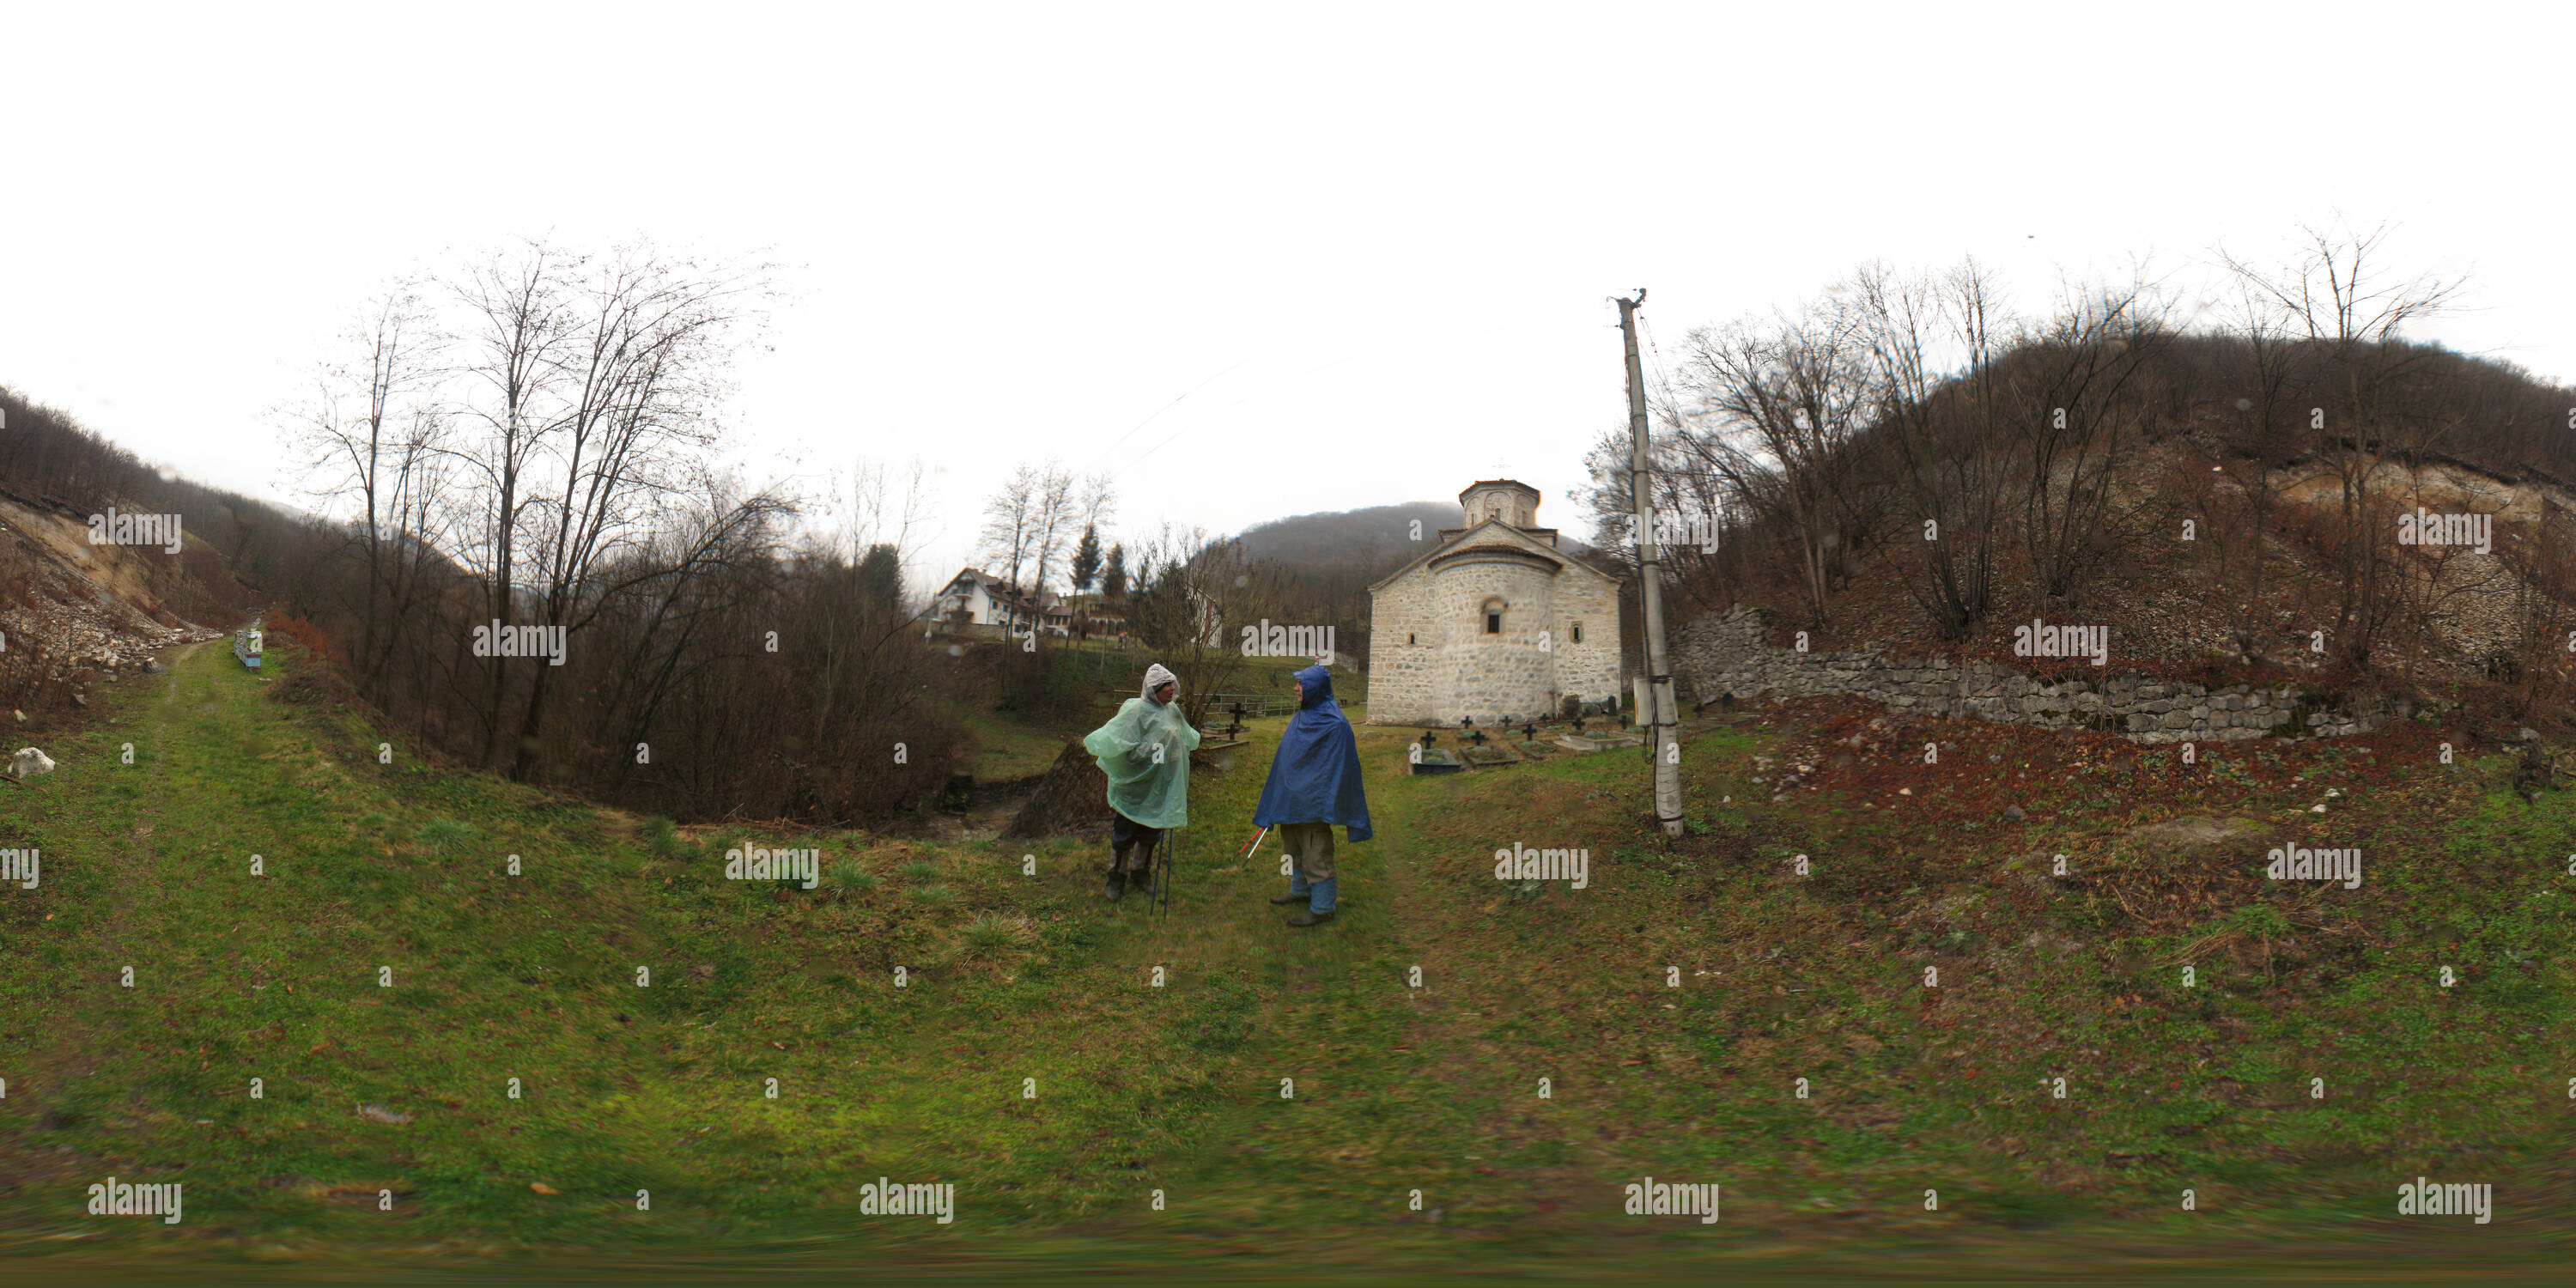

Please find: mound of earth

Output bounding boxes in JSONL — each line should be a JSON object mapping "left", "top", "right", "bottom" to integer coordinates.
{"left": 1003, "top": 740, "right": 1115, "bottom": 838}
{"left": 2121, "top": 814, "right": 2265, "bottom": 854}
{"left": 2063, "top": 814, "right": 2269, "bottom": 933}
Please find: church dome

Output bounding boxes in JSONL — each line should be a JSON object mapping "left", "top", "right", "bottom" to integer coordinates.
{"left": 1459, "top": 479, "right": 1540, "bottom": 530}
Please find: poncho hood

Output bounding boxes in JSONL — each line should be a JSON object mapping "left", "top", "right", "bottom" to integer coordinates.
{"left": 1142, "top": 662, "right": 1178, "bottom": 703}
{"left": 1297, "top": 665, "right": 1336, "bottom": 710}
{"left": 1252, "top": 663, "right": 1371, "bottom": 841}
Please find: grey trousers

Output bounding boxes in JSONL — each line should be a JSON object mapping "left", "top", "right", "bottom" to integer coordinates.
{"left": 1279, "top": 821, "right": 1334, "bottom": 883}
{"left": 1279, "top": 821, "right": 1338, "bottom": 913}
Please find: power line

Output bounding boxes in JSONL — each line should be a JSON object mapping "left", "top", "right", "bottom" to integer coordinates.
{"left": 1133, "top": 411, "right": 1212, "bottom": 465}
{"left": 1638, "top": 307, "right": 1683, "bottom": 416}
{"left": 1114, "top": 307, "right": 1400, "bottom": 466}
{"left": 1104, "top": 352, "right": 1264, "bottom": 455}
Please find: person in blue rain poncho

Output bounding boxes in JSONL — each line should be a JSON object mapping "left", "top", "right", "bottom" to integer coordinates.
{"left": 1082, "top": 662, "right": 1199, "bottom": 902}
{"left": 1253, "top": 662, "right": 1370, "bottom": 927}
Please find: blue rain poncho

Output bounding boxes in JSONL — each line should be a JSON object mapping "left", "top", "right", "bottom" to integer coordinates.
{"left": 1253, "top": 664, "right": 1371, "bottom": 842}
{"left": 1084, "top": 663, "right": 1200, "bottom": 829}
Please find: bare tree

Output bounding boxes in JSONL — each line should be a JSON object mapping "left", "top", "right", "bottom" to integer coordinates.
{"left": 504, "top": 246, "right": 773, "bottom": 781}
{"left": 1583, "top": 418, "right": 1734, "bottom": 616}
{"left": 1668, "top": 298, "right": 1880, "bottom": 626}
{"left": 1125, "top": 525, "right": 1276, "bottom": 726}
{"left": 2220, "top": 222, "right": 2464, "bottom": 665}
{"left": 1025, "top": 461, "right": 1076, "bottom": 602}
{"left": 2204, "top": 272, "right": 2306, "bottom": 662}
{"left": 848, "top": 455, "right": 934, "bottom": 580}
{"left": 1068, "top": 469, "right": 1117, "bottom": 597}
{"left": 2495, "top": 496, "right": 2576, "bottom": 722}
{"left": 1078, "top": 470, "right": 1118, "bottom": 544}
{"left": 1847, "top": 258, "right": 2012, "bottom": 638}
{"left": 261, "top": 243, "right": 976, "bottom": 825}
{"left": 2007, "top": 272, "right": 2172, "bottom": 610}
{"left": 430, "top": 240, "right": 778, "bottom": 777}
{"left": 446, "top": 243, "right": 580, "bottom": 766}
{"left": 288, "top": 285, "right": 452, "bottom": 686}
{"left": 977, "top": 464, "right": 1040, "bottom": 629}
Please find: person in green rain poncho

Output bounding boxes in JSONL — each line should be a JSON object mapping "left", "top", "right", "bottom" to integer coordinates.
{"left": 1082, "top": 662, "right": 1200, "bottom": 902}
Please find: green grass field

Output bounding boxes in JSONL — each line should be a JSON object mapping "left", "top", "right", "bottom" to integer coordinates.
{"left": 1, "top": 636, "right": 2570, "bottom": 1282}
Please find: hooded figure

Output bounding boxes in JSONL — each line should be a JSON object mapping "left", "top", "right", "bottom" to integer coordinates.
{"left": 1082, "top": 661, "right": 1199, "bottom": 901}
{"left": 1253, "top": 663, "right": 1370, "bottom": 925}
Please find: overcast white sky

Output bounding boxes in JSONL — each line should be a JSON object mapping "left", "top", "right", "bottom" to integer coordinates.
{"left": 4, "top": 3, "right": 2570, "bottom": 595}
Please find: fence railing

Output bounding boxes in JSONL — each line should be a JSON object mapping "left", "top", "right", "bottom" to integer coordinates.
{"left": 1208, "top": 692, "right": 1298, "bottom": 718}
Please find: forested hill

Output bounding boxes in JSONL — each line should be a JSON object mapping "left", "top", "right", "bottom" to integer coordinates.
{"left": 1234, "top": 501, "right": 1461, "bottom": 567}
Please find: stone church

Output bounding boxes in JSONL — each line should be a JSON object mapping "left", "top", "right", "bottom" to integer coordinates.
{"left": 1366, "top": 480, "right": 1623, "bottom": 726}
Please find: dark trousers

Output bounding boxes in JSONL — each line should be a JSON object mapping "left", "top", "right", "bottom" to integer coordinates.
{"left": 1112, "top": 812, "right": 1163, "bottom": 875}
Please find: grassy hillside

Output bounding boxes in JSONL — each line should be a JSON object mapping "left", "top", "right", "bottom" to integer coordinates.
{"left": 945, "top": 644, "right": 1371, "bottom": 784}
{"left": 0, "top": 636, "right": 2570, "bottom": 1280}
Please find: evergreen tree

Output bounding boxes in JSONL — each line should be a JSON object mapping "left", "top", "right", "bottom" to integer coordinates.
{"left": 1102, "top": 544, "right": 1128, "bottom": 602}
{"left": 1070, "top": 523, "right": 1102, "bottom": 593}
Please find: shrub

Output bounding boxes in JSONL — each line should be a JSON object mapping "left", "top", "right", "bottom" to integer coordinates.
{"left": 2229, "top": 903, "right": 2293, "bottom": 939}
{"left": 266, "top": 612, "right": 345, "bottom": 667}
{"left": 644, "top": 817, "right": 679, "bottom": 857}
{"left": 963, "top": 914, "right": 1014, "bottom": 952}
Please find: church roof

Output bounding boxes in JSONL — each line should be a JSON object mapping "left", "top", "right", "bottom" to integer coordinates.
{"left": 1367, "top": 514, "right": 1623, "bottom": 596}
{"left": 1457, "top": 478, "right": 1539, "bottom": 501}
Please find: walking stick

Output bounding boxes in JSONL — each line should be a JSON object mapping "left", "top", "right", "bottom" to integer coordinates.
{"left": 1156, "top": 825, "right": 1176, "bottom": 920}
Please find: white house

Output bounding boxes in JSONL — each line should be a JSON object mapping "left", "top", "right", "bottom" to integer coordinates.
{"left": 929, "top": 568, "right": 1074, "bottom": 637}
{"left": 931, "top": 568, "right": 1015, "bottom": 629}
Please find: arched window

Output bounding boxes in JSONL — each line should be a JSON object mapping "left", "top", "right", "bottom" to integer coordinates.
{"left": 1480, "top": 597, "right": 1505, "bottom": 635}
{"left": 1571, "top": 622, "right": 1583, "bottom": 644}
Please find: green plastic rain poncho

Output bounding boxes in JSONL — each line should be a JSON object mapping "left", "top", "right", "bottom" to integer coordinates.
{"left": 1084, "top": 662, "right": 1200, "bottom": 829}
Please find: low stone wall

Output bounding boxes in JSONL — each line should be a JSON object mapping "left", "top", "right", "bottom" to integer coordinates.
{"left": 1672, "top": 607, "right": 2381, "bottom": 744}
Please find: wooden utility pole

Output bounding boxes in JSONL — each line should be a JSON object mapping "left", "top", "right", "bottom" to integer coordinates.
{"left": 1617, "top": 289, "right": 1685, "bottom": 835}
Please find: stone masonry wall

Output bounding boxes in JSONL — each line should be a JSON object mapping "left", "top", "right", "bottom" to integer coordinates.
{"left": 1673, "top": 606, "right": 2384, "bottom": 744}
{"left": 1364, "top": 561, "right": 1443, "bottom": 725}
{"left": 1550, "top": 570, "right": 1623, "bottom": 717}
{"left": 1368, "top": 557, "right": 1625, "bottom": 726}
